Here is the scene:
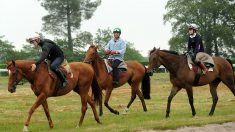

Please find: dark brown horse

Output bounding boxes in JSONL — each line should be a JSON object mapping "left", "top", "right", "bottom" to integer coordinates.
{"left": 147, "top": 48, "right": 235, "bottom": 118}
{"left": 6, "top": 60, "right": 102, "bottom": 131}
{"left": 84, "top": 45, "right": 150, "bottom": 115}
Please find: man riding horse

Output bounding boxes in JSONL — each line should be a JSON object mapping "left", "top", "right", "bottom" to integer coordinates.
{"left": 27, "top": 33, "right": 68, "bottom": 87}
{"left": 187, "top": 24, "right": 208, "bottom": 74}
{"left": 105, "top": 28, "right": 126, "bottom": 86}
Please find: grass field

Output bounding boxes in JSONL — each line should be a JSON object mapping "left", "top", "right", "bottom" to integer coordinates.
{"left": 0, "top": 73, "right": 235, "bottom": 132}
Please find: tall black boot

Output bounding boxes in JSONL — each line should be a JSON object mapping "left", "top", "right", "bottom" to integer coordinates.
{"left": 56, "top": 69, "right": 68, "bottom": 87}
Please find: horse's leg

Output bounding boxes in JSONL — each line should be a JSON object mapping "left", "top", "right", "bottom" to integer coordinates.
{"left": 23, "top": 93, "right": 47, "bottom": 132}
{"left": 78, "top": 91, "right": 88, "bottom": 127}
{"left": 208, "top": 80, "right": 220, "bottom": 116}
{"left": 41, "top": 100, "right": 54, "bottom": 128}
{"left": 99, "top": 98, "right": 103, "bottom": 116}
{"left": 87, "top": 95, "right": 101, "bottom": 124}
{"left": 135, "top": 85, "right": 147, "bottom": 112}
{"left": 124, "top": 83, "right": 137, "bottom": 113}
{"left": 104, "top": 88, "right": 119, "bottom": 115}
{"left": 185, "top": 86, "right": 196, "bottom": 117}
{"left": 166, "top": 86, "right": 182, "bottom": 118}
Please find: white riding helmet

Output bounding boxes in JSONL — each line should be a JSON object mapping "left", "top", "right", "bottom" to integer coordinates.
{"left": 188, "top": 24, "right": 198, "bottom": 30}
{"left": 26, "top": 33, "right": 41, "bottom": 43}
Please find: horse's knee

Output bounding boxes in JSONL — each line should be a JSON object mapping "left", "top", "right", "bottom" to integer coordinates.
{"left": 104, "top": 102, "right": 108, "bottom": 107}
{"left": 213, "top": 96, "right": 218, "bottom": 103}
{"left": 167, "top": 96, "right": 173, "bottom": 103}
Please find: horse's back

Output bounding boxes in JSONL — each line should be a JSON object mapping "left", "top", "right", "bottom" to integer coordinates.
{"left": 69, "top": 62, "right": 94, "bottom": 80}
{"left": 125, "top": 60, "right": 146, "bottom": 74}
{"left": 213, "top": 56, "right": 233, "bottom": 72}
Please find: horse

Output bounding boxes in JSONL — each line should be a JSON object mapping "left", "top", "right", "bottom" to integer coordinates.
{"left": 83, "top": 45, "right": 150, "bottom": 115}
{"left": 6, "top": 60, "right": 102, "bottom": 131}
{"left": 147, "top": 48, "right": 235, "bottom": 118}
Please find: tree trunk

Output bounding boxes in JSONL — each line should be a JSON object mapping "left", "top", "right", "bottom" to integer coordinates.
{"left": 66, "top": 0, "right": 73, "bottom": 52}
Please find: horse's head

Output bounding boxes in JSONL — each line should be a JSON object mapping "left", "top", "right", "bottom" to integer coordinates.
{"left": 84, "top": 45, "right": 98, "bottom": 64}
{"left": 6, "top": 60, "right": 24, "bottom": 93}
{"left": 147, "top": 47, "right": 162, "bottom": 76}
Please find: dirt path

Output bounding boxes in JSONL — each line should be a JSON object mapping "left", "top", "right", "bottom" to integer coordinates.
{"left": 143, "top": 122, "right": 235, "bottom": 132}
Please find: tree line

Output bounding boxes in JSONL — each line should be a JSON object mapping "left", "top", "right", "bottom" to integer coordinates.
{"left": 1, "top": 0, "right": 235, "bottom": 64}
{"left": 164, "top": 0, "right": 235, "bottom": 59}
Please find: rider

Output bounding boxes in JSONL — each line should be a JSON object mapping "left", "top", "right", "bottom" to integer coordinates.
{"left": 27, "top": 34, "right": 68, "bottom": 87}
{"left": 105, "top": 28, "right": 126, "bottom": 86}
{"left": 187, "top": 24, "right": 208, "bottom": 74}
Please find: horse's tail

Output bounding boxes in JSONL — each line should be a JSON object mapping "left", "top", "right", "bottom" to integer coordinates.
{"left": 226, "top": 59, "right": 235, "bottom": 83}
{"left": 141, "top": 66, "right": 151, "bottom": 99}
{"left": 91, "top": 76, "right": 102, "bottom": 106}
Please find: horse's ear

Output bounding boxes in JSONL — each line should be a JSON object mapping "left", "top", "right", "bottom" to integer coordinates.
{"left": 96, "top": 44, "right": 101, "bottom": 49}
{"left": 12, "top": 60, "right": 15, "bottom": 66}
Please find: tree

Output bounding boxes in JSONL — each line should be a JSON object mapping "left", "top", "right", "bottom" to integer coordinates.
{"left": 0, "top": 36, "right": 16, "bottom": 62}
{"left": 39, "top": 0, "right": 101, "bottom": 51}
{"left": 164, "top": 0, "right": 235, "bottom": 57}
{"left": 74, "top": 31, "right": 93, "bottom": 51}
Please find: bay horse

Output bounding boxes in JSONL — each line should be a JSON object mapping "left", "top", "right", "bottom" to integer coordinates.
{"left": 6, "top": 60, "right": 102, "bottom": 131}
{"left": 84, "top": 45, "right": 150, "bottom": 115}
{"left": 147, "top": 48, "right": 235, "bottom": 118}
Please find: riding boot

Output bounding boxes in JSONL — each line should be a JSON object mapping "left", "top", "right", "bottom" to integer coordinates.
{"left": 112, "top": 67, "right": 119, "bottom": 86}
{"left": 198, "top": 61, "right": 208, "bottom": 75}
{"left": 56, "top": 69, "right": 68, "bottom": 87}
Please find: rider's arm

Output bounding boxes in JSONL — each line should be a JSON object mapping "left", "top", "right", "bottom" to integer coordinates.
{"left": 116, "top": 40, "right": 126, "bottom": 55}
{"left": 195, "top": 36, "right": 203, "bottom": 53}
{"left": 35, "top": 43, "right": 53, "bottom": 65}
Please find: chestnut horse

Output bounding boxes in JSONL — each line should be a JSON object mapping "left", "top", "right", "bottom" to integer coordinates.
{"left": 84, "top": 45, "right": 150, "bottom": 115}
{"left": 147, "top": 48, "right": 235, "bottom": 118}
{"left": 6, "top": 60, "right": 102, "bottom": 131}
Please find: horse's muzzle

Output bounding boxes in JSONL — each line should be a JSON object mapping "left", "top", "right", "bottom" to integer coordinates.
{"left": 148, "top": 71, "right": 153, "bottom": 76}
{"left": 8, "top": 86, "right": 16, "bottom": 93}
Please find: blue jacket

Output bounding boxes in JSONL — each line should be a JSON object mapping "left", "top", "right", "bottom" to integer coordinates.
{"left": 105, "top": 38, "right": 126, "bottom": 61}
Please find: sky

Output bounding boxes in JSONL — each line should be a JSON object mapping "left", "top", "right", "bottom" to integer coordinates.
{"left": 0, "top": 0, "right": 172, "bottom": 56}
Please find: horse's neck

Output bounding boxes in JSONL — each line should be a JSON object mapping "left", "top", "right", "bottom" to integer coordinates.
{"left": 93, "top": 55, "right": 109, "bottom": 83}
{"left": 19, "top": 62, "right": 36, "bottom": 84}
{"left": 159, "top": 52, "right": 182, "bottom": 73}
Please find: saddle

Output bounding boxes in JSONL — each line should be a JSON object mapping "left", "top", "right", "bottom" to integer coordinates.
{"left": 186, "top": 52, "right": 214, "bottom": 72}
{"left": 104, "top": 59, "right": 128, "bottom": 73}
{"left": 44, "top": 59, "right": 73, "bottom": 90}
{"left": 186, "top": 53, "right": 214, "bottom": 85}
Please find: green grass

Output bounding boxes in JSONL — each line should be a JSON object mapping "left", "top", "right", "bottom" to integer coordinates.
{"left": 0, "top": 73, "right": 235, "bottom": 132}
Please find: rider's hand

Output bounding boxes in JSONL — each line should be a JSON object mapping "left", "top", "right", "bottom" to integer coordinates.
{"left": 110, "top": 50, "right": 119, "bottom": 55}
{"left": 31, "top": 64, "right": 36, "bottom": 71}
{"left": 105, "top": 50, "right": 111, "bottom": 55}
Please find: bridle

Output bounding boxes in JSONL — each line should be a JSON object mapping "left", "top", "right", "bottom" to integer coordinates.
{"left": 7, "top": 63, "right": 21, "bottom": 91}
{"left": 83, "top": 50, "right": 97, "bottom": 64}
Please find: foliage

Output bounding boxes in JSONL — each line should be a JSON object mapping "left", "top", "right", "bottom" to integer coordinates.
{"left": 39, "top": 0, "right": 101, "bottom": 51}
{"left": 164, "top": 0, "right": 235, "bottom": 57}
{"left": 0, "top": 36, "right": 17, "bottom": 63}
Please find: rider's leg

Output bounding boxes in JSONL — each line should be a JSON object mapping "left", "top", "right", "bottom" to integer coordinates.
{"left": 112, "top": 59, "right": 122, "bottom": 85}
{"left": 51, "top": 57, "right": 68, "bottom": 87}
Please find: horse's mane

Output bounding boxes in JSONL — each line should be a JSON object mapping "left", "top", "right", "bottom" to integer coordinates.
{"left": 149, "top": 47, "right": 179, "bottom": 56}
{"left": 160, "top": 50, "right": 179, "bottom": 55}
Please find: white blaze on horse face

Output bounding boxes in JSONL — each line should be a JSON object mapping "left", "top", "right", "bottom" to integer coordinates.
{"left": 8, "top": 70, "right": 11, "bottom": 75}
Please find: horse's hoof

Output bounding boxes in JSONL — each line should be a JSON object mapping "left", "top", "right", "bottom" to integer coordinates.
{"left": 97, "top": 121, "right": 102, "bottom": 125}
{"left": 23, "top": 125, "right": 29, "bottom": 132}
{"left": 99, "top": 113, "right": 103, "bottom": 117}
{"left": 114, "top": 111, "right": 119, "bottom": 115}
{"left": 208, "top": 113, "right": 214, "bottom": 116}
